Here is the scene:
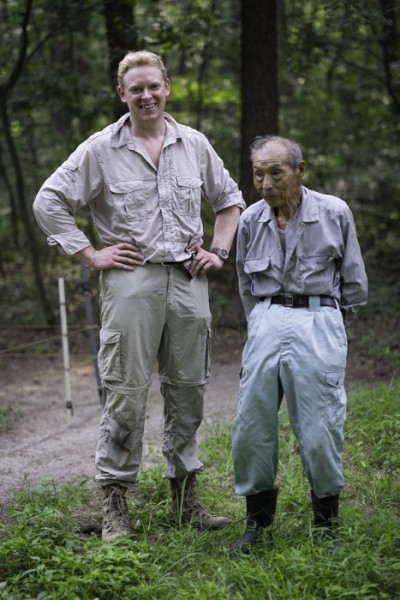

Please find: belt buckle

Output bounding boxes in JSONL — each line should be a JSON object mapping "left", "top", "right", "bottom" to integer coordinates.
{"left": 283, "top": 295, "right": 294, "bottom": 307}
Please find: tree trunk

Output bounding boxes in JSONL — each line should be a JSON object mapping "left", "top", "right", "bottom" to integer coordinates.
{"left": 240, "top": 0, "right": 279, "bottom": 205}
{"left": 103, "top": 0, "right": 137, "bottom": 120}
{"left": 0, "top": 0, "right": 55, "bottom": 325}
{"left": 378, "top": 0, "right": 400, "bottom": 115}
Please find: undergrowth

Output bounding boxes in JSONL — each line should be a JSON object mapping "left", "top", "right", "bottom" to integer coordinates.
{"left": 0, "top": 382, "right": 399, "bottom": 599}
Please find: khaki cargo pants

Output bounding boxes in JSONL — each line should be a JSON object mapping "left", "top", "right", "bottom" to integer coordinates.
{"left": 95, "top": 263, "right": 211, "bottom": 486}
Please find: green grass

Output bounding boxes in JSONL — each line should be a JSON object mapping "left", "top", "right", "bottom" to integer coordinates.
{"left": 1, "top": 383, "right": 399, "bottom": 600}
{"left": 0, "top": 405, "right": 16, "bottom": 433}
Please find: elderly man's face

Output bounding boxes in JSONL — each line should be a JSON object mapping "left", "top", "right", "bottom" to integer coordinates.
{"left": 252, "top": 142, "right": 304, "bottom": 210}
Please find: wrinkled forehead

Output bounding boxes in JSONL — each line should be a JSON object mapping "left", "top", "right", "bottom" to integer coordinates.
{"left": 252, "top": 142, "right": 289, "bottom": 167}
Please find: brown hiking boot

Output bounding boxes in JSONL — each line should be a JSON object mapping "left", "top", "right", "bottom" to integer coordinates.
{"left": 170, "top": 474, "right": 231, "bottom": 530}
{"left": 101, "top": 484, "right": 132, "bottom": 541}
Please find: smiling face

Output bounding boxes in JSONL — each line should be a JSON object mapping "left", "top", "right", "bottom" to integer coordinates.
{"left": 252, "top": 141, "right": 305, "bottom": 212}
{"left": 118, "top": 65, "right": 170, "bottom": 128}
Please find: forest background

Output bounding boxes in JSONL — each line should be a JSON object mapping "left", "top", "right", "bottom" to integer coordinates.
{"left": 0, "top": 0, "right": 399, "bottom": 383}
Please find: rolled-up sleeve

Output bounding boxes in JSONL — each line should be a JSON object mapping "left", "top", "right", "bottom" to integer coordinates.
{"left": 33, "top": 140, "right": 102, "bottom": 255}
{"left": 200, "top": 138, "right": 246, "bottom": 213}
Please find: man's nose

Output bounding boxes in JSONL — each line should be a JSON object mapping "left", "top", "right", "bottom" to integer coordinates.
{"left": 262, "top": 174, "right": 273, "bottom": 189}
{"left": 142, "top": 87, "right": 152, "bottom": 99}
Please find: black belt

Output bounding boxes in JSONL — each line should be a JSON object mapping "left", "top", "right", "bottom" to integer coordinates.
{"left": 149, "top": 261, "right": 187, "bottom": 266}
{"left": 148, "top": 260, "right": 193, "bottom": 280}
{"left": 259, "top": 295, "right": 337, "bottom": 309}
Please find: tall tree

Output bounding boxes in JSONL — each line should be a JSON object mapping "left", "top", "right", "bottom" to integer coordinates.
{"left": 0, "top": 0, "right": 54, "bottom": 323}
{"left": 240, "top": 0, "right": 279, "bottom": 204}
{"left": 103, "top": 0, "right": 137, "bottom": 119}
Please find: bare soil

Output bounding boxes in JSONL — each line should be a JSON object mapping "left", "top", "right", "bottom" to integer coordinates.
{"left": 0, "top": 345, "right": 243, "bottom": 507}
{"left": 0, "top": 328, "right": 393, "bottom": 510}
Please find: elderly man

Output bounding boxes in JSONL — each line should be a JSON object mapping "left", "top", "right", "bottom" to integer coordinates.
{"left": 231, "top": 135, "right": 367, "bottom": 553}
{"left": 33, "top": 50, "right": 245, "bottom": 540}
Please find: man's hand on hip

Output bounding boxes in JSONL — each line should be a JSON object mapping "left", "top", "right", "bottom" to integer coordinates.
{"left": 76, "top": 243, "right": 144, "bottom": 271}
{"left": 187, "top": 244, "right": 224, "bottom": 278}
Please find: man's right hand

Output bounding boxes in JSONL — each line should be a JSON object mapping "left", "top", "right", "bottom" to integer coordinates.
{"left": 76, "top": 243, "right": 144, "bottom": 271}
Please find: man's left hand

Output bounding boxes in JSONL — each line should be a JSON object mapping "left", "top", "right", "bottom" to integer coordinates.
{"left": 187, "top": 244, "right": 224, "bottom": 277}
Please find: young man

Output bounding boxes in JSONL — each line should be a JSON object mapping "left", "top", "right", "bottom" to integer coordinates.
{"left": 231, "top": 135, "right": 367, "bottom": 553}
{"left": 33, "top": 51, "right": 245, "bottom": 540}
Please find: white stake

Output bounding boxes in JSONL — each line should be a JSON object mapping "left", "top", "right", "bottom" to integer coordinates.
{"left": 58, "top": 277, "right": 73, "bottom": 417}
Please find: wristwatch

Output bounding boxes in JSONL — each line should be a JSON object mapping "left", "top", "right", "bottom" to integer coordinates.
{"left": 210, "top": 248, "right": 229, "bottom": 262}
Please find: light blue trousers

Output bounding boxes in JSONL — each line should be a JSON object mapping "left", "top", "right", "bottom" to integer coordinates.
{"left": 232, "top": 297, "right": 348, "bottom": 498}
{"left": 95, "top": 263, "right": 211, "bottom": 486}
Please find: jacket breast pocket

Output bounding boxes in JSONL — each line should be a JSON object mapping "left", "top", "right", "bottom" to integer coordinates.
{"left": 176, "top": 177, "right": 202, "bottom": 216}
{"left": 109, "top": 180, "right": 147, "bottom": 221}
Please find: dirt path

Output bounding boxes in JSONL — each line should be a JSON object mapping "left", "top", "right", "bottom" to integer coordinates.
{"left": 0, "top": 355, "right": 241, "bottom": 505}
{"left": 0, "top": 329, "right": 388, "bottom": 508}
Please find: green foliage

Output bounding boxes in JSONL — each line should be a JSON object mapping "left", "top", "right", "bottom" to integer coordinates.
{"left": 1, "top": 0, "right": 399, "bottom": 325}
{"left": 0, "top": 405, "right": 15, "bottom": 433}
{"left": 279, "top": 0, "right": 400, "bottom": 272}
{"left": 1, "top": 383, "right": 399, "bottom": 599}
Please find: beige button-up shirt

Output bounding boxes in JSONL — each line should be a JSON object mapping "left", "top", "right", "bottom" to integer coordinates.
{"left": 33, "top": 113, "right": 245, "bottom": 262}
{"left": 236, "top": 187, "right": 368, "bottom": 325}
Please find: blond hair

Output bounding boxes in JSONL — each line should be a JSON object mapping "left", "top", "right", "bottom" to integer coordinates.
{"left": 117, "top": 51, "right": 168, "bottom": 87}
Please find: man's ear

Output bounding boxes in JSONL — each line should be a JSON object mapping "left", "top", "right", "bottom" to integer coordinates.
{"left": 117, "top": 85, "right": 126, "bottom": 103}
{"left": 298, "top": 161, "right": 306, "bottom": 178}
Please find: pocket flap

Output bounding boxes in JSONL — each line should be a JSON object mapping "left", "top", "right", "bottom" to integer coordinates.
{"left": 109, "top": 180, "right": 144, "bottom": 194}
{"left": 243, "top": 256, "right": 270, "bottom": 274}
{"left": 325, "top": 371, "right": 344, "bottom": 387}
{"left": 99, "top": 329, "right": 121, "bottom": 345}
{"left": 177, "top": 177, "right": 203, "bottom": 188}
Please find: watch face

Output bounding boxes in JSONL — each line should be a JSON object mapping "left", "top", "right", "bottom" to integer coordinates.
{"left": 211, "top": 248, "right": 229, "bottom": 261}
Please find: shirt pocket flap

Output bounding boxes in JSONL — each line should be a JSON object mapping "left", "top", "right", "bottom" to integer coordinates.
{"left": 177, "top": 177, "right": 203, "bottom": 189}
{"left": 109, "top": 180, "right": 144, "bottom": 194}
{"left": 244, "top": 256, "right": 270, "bottom": 274}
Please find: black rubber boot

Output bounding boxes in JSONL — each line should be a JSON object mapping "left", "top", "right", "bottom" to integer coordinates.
{"left": 229, "top": 488, "right": 278, "bottom": 555}
{"left": 311, "top": 490, "right": 340, "bottom": 541}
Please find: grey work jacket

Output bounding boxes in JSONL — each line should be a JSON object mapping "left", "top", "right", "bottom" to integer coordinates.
{"left": 33, "top": 113, "right": 245, "bottom": 263}
{"left": 236, "top": 187, "right": 368, "bottom": 325}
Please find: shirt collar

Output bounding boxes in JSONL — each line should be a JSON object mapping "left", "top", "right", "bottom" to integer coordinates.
{"left": 257, "top": 187, "right": 319, "bottom": 224}
{"left": 110, "top": 112, "right": 183, "bottom": 149}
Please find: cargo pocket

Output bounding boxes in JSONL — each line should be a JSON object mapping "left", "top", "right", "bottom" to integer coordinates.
{"left": 323, "top": 371, "right": 346, "bottom": 429}
{"left": 98, "top": 329, "right": 123, "bottom": 385}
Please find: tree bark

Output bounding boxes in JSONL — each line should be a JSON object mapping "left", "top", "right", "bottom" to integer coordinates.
{"left": 0, "top": 0, "right": 55, "bottom": 324}
{"left": 103, "top": 0, "right": 137, "bottom": 120}
{"left": 240, "top": 0, "right": 279, "bottom": 205}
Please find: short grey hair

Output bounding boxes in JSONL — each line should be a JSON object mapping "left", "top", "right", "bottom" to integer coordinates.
{"left": 250, "top": 135, "right": 303, "bottom": 169}
{"left": 117, "top": 50, "right": 168, "bottom": 87}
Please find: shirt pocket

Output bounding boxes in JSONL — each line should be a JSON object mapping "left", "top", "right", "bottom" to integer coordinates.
{"left": 297, "top": 255, "right": 336, "bottom": 292}
{"left": 176, "top": 177, "right": 202, "bottom": 216}
{"left": 98, "top": 329, "right": 123, "bottom": 385}
{"left": 109, "top": 180, "right": 147, "bottom": 221}
{"left": 244, "top": 256, "right": 280, "bottom": 296}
